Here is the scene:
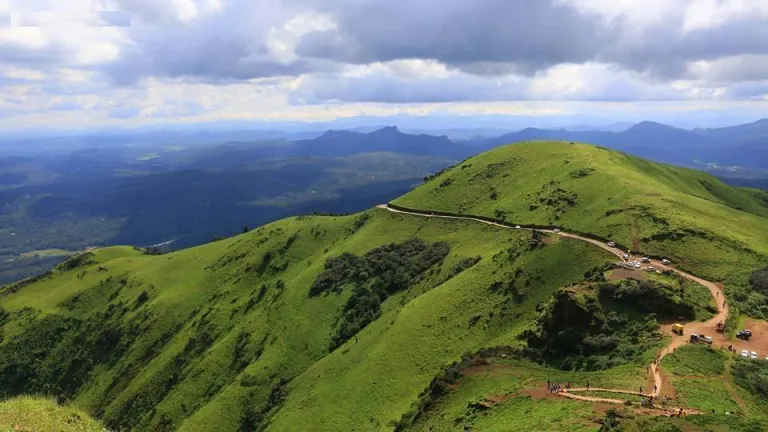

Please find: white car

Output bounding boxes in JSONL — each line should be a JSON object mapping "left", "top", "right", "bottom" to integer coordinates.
{"left": 634, "top": 263, "right": 642, "bottom": 269}
{"left": 623, "top": 253, "right": 629, "bottom": 259}
{"left": 515, "top": 225, "right": 521, "bottom": 229}
{"left": 642, "top": 257, "right": 651, "bottom": 263}
{"left": 553, "top": 228, "right": 561, "bottom": 233}
{"left": 741, "top": 349, "right": 749, "bottom": 358}
{"left": 752, "top": 352, "right": 758, "bottom": 359}
{"left": 662, "top": 259, "right": 671, "bottom": 265}
{"left": 607, "top": 241, "right": 616, "bottom": 247}
{"left": 647, "top": 266, "right": 656, "bottom": 271}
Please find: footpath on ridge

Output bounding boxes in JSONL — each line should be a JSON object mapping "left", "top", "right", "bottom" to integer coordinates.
{"left": 377, "top": 203, "right": 729, "bottom": 414}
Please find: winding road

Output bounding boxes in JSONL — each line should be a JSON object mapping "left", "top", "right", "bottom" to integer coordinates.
{"left": 377, "top": 203, "right": 729, "bottom": 410}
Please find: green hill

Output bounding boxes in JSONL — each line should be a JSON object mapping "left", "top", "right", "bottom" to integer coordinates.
{"left": 395, "top": 141, "right": 768, "bottom": 316}
{"left": 1, "top": 142, "right": 767, "bottom": 431}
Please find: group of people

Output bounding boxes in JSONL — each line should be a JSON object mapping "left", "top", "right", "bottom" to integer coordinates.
{"left": 546, "top": 380, "right": 574, "bottom": 394}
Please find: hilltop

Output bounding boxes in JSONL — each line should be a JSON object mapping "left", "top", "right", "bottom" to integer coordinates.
{"left": 1, "top": 142, "right": 768, "bottom": 431}
{"left": 396, "top": 141, "right": 768, "bottom": 316}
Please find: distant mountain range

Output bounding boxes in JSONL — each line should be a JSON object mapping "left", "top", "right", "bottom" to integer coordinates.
{"left": 475, "top": 119, "right": 768, "bottom": 170}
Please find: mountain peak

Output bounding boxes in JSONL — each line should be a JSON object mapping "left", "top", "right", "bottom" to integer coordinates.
{"left": 370, "top": 125, "right": 401, "bottom": 135}
{"left": 624, "top": 121, "right": 679, "bottom": 133}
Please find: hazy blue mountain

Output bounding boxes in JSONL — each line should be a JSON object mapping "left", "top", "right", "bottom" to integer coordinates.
{"left": 476, "top": 119, "right": 768, "bottom": 169}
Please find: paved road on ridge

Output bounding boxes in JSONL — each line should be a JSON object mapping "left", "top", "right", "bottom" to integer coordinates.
{"left": 377, "top": 204, "right": 728, "bottom": 408}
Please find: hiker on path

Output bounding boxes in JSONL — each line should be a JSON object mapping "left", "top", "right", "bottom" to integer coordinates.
{"left": 639, "top": 386, "right": 643, "bottom": 394}
{"left": 586, "top": 381, "right": 589, "bottom": 391}
{"left": 547, "top": 379, "right": 550, "bottom": 389}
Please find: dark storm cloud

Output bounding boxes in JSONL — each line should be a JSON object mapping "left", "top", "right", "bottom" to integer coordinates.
{"left": 105, "top": 31, "right": 320, "bottom": 85}
{"left": 104, "top": 0, "right": 339, "bottom": 84}
{"left": 603, "top": 17, "right": 768, "bottom": 80}
{"left": 296, "top": 0, "right": 768, "bottom": 83}
{"left": 297, "top": 0, "right": 610, "bottom": 76}
{"left": 95, "top": 0, "right": 768, "bottom": 91}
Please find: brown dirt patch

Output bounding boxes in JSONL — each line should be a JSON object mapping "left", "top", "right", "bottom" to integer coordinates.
{"left": 518, "top": 387, "right": 561, "bottom": 401}
{"left": 539, "top": 234, "right": 556, "bottom": 244}
{"left": 485, "top": 393, "right": 512, "bottom": 405}
{"left": 728, "top": 319, "right": 768, "bottom": 356}
{"left": 607, "top": 268, "right": 648, "bottom": 282}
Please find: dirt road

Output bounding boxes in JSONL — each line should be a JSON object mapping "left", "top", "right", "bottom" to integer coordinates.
{"left": 377, "top": 204, "right": 730, "bottom": 406}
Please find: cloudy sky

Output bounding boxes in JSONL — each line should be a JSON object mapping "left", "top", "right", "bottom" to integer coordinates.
{"left": 2, "top": 0, "right": 768, "bottom": 130}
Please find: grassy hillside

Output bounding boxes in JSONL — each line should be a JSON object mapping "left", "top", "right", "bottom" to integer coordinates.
{"left": 0, "top": 396, "right": 106, "bottom": 432}
{"left": 0, "top": 209, "right": 618, "bottom": 431}
{"left": 395, "top": 141, "right": 768, "bottom": 316}
{"left": 2, "top": 142, "right": 768, "bottom": 431}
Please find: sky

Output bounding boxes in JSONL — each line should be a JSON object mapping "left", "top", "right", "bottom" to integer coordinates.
{"left": 1, "top": 0, "right": 768, "bottom": 131}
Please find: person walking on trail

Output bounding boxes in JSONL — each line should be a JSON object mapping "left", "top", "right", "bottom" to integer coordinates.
{"left": 586, "top": 381, "right": 589, "bottom": 391}
{"left": 639, "top": 386, "right": 643, "bottom": 394}
{"left": 653, "top": 384, "right": 657, "bottom": 393}
{"left": 547, "top": 379, "right": 550, "bottom": 389}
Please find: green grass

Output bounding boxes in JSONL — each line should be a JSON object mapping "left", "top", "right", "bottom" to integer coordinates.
{"left": 464, "top": 395, "right": 599, "bottom": 432}
{"left": 0, "top": 209, "right": 616, "bottom": 432}
{"left": 662, "top": 345, "right": 727, "bottom": 377}
{"left": 672, "top": 378, "right": 743, "bottom": 414}
{"left": 2, "top": 143, "right": 766, "bottom": 431}
{"left": 0, "top": 396, "right": 105, "bottom": 432}
{"left": 394, "top": 141, "right": 768, "bottom": 316}
{"left": 408, "top": 358, "right": 648, "bottom": 432}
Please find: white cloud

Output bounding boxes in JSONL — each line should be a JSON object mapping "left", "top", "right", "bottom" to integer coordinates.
{"left": 0, "top": 0, "right": 767, "bottom": 130}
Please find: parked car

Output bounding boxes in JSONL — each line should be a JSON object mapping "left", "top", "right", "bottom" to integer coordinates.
{"left": 607, "top": 241, "right": 616, "bottom": 247}
{"left": 751, "top": 351, "right": 758, "bottom": 359}
{"left": 737, "top": 330, "right": 753, "bottom": 340}
{"left": 553, "top": 228, "right": 561, "bottom": 233}
{"left": 701, "top": 335, "right": 713, "bottom": 344}
{"left": 662, "top": 259, "right": 671, "bottom": 265}
{"left": 690, "top": 334, "right": 700, "bottom": 342}
{"left": 642, "top": 257, "right": 651, "bottom": 263}
{"left": 741, "top": 349, "right": 749, "bottom": 358}
{"left": 623, "top": 253, "right": 629, "bottom": 259}
{"left": 634, "top": 263, "right": 642, "bottom": 269}
{"left": 515, "top": 225, "right": 521, "bottom": 229}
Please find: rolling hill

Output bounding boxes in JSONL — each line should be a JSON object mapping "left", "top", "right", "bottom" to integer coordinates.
{"left": 1, "top": 142, "right": 768, "bottom": 431}
{"left": 476, "top": 118, "right": 768, "bottom": 170}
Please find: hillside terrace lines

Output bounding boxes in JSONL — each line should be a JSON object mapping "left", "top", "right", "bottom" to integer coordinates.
{"left": 377, "top": 203, "right": 728, "bottom": 409}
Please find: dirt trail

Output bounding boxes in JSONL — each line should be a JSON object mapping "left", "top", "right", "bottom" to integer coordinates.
{"left": 377, "top": 204, "right": 729, "bottom": 409}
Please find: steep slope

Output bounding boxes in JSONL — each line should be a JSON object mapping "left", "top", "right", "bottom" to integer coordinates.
{"left": 395, "top": 141, "right": 768, "bottom": 314}
{"left": 0, "top": 208, "right": 615, "bottom": 431}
